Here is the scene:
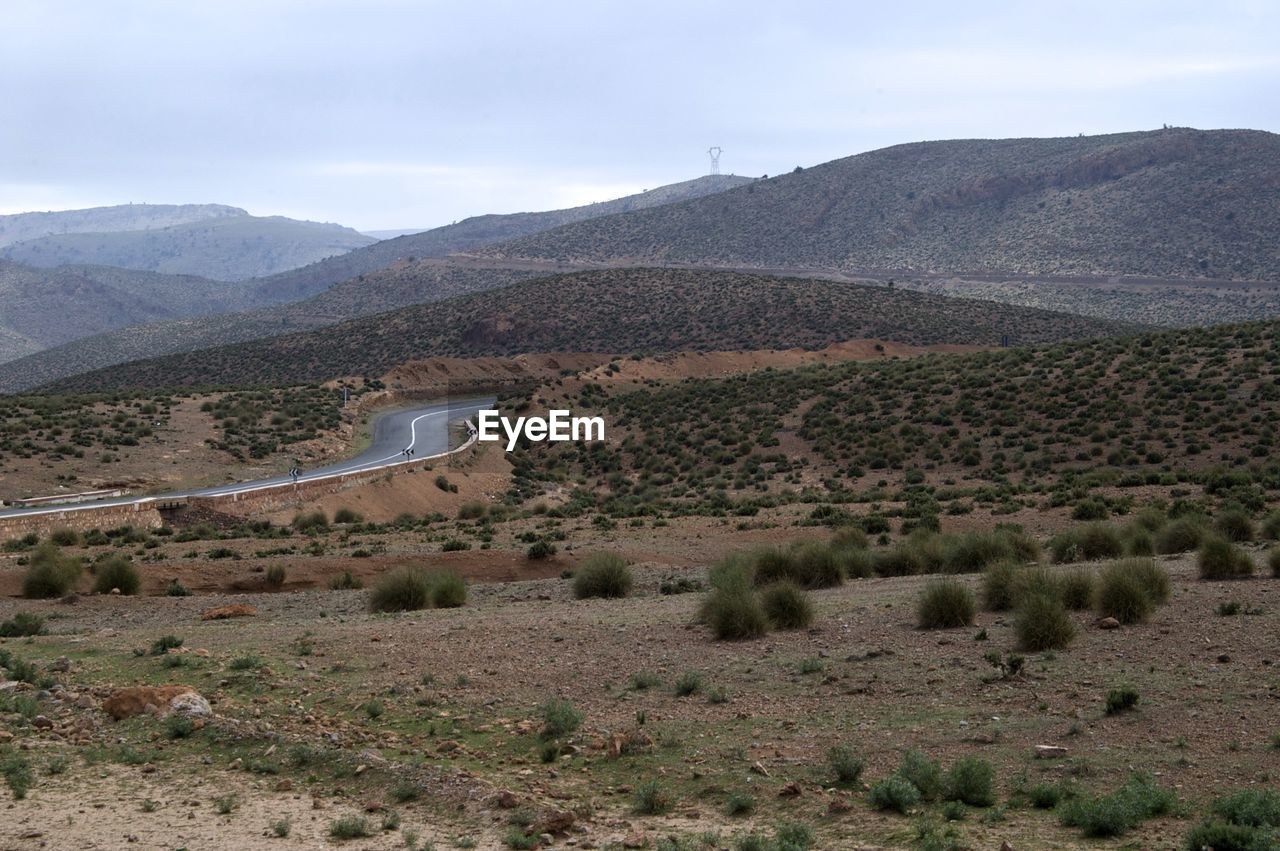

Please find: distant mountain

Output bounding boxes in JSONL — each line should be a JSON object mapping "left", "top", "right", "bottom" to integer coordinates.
{"left": 245, "top": 174, "right": 755, "bottom": 304}
{"left": 471, "top": 129, "right": 1280, "bottom": 281}
{"left": 0, "top": 260, "right": 258, "bottom": 363}
{"left": 0, "top": 260, "right": 543, "bottom": 391}
{"left": 0, "top": 203, "right": 244, "bottom": 249}
{"left": 40, "top": 268, "right": 1141, "bottom": 392}
{"left": 1, "top": 214, "right": 375, "bottom": 281}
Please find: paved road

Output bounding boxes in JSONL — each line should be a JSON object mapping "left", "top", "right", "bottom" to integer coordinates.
{"left": 0, "top": 395, "right": 494, "bottom": 518}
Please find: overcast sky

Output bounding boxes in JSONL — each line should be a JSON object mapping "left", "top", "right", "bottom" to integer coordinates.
{"left": 3, "top": 0, "right": 1277, "bottom": 231}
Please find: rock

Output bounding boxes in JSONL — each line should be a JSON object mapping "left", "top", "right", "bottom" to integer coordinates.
{"left": 533, "top": 809, "right": 576, "bottom": 835}
{"left": 102, "top": 685, "right": 202, "bottom": 720}
{"left": 494, "top": 790, "right": 520, "bottom": 809}
{"left": 778, "top": 781, "right": 802, "bottom": 798}
{"left": 0, "top": 730, "right": 14, "bottom": 742}
{"left": 750, "top": 761, "right": 770, "bottom": 777}
{"left": 1001, "top": 843, "right": 1014, "bottom": 851}
{"left": 32, "top": 715, "right": 54, "bottom": 730}
{"left": 275, "top": 779, "right": 293, "bottom": 792}
{"left": 828, "top": 795, "right": 853, "bottom": 814}
{"left": 622, "top": 831, "right": 647, "bottom": 849}
{"left": 436, "top": 739, "right": 461, "bottom": 753}
{"left": 109, "top": 587, "right": 122, "bottom": 595}
{"left": 169, "top": 692, "right": 212, "bottom": 718}
{"left": 1097, "top": 617, "right": 1121, "bottom": 630}
{"left": 1217, "top": 653, "right": 1231, "bottom": 663}
{"left": 1034, "top": 745, "right": 1068, "bottom": 759}
{"left": 200, "top": 604, "right": 258, "bottom": 621}
{"left": 50, "top": 657, "right": 71, "bottom": 673}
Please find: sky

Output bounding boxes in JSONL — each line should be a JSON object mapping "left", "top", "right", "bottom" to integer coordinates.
{"left": 2, "top": 0, "right": 1278, "bottom": 231}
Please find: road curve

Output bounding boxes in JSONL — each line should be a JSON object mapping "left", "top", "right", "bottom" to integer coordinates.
{"left": 0, "top": 395, "right": 495, "bottom": 519}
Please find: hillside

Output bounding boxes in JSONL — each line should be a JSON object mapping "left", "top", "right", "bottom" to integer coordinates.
{"left": 39, "top": 268, "right": 1140, "bottom": 391}
{"left": 245, "top": 174, "right": 754, "bottom": 304}
{"left": 0, "top": 203, "right": 244, "bottom": 249}
{"left": 1, "top": 214, "right": 376, "bottom": 281}
{"left": 472, "top": 129, "right": 1280, "bottom": 280}
{"left": 0, "top": 260, "right": 546, "bottom": 391}
{"left": 0, "top": 260, "right": 258, "bottom": 363}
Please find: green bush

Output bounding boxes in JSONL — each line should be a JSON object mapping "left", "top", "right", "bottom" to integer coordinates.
{"left": 48, "top": 528, "right": 80, "bottom": 546}
{"left": 1216, "top": 508, "right": 1256, "bottom": 542}
{"left": 788, "top": 541, "right": 844, "bottom": 588}
{"left": 329, "top": 570, "right": 363, "bottom": 590}
{"left": 91, "top": 556, "right": 141, "bottom": 595}
{"left": 1183, "top": 820, "right": 1275, "bottom": 851}
{"left": 0, "top": 612, "right": 44, "bottom": 638}
{"left": 1155, "top": 515, "right": 1210, "bottom": 554}
{"left": 1198, "top": 536, "right": 1256, "bottom": 580}
{"left": 291, "top": 511, "right": 329, "bottom": 533}
{"left": 673, "top": 670, "right": 703, "bottom": 697}
{"left": 430, "top": 570, "right": 467, "bottom": 608}
{"left": 369, "top": 568, "right": 430, "bottom": 612}
{"left": 1095, "top": 559, "right": 1164, "bottom": 623}
{"left": 264, "top": 564, "right": 287, "bottom": 589}
{"left": 1270, "top": 547, "right": 1280, "bottom": 578}
{"left": 634, "top": 780, "right": 673, "bottom": 814}
{"left": 899, "top": 750, "right": 944, "bottom": 802}
{"left": 328, "top": 815, "right": 374, "bottom": 839}
{"left": 944, "top": 531, "right": 1014, "bottom": 573}
{"left": 1049, "top": 523, "right": 1123, "bottom": 563}
{"left": 456, "top": 501, "right": 487, "bottom": 520}
{"left": 759, "top": 581, "right": 814, "bottom": 630}
{"left": 0, "top": 747, "right": 33, "bottom": 800}
{"left": 945, "top": 756, "right": 995, "bottom": 807}
{"left": 827, "top": 745, "right": 864, "bottom": 785}
{"left": 333, "top": 507, "right": 362, "bottom": 524}
{"left": 1016, "top": 593, "right": 1076, "bottom": 651}
{"left": 1211, "top": 789, "right": 1280, "bottom": 828}
{"left": 873, "top": 545, "right": 925, "bottom": 577}
{"left": 1105, "top": 686, "right": 1140, "bottom": 715}
{"left": 981, "top": 562, "right": 1023, "bottom": 611}
{"left": 1261, "top": 511, "right": 1280, "bottom": 541}
{"left": 868, "top": 775, "right": 921, "bottom": 813}
{"left": 916, "top": 580, "right": 976, "bottom": 629}
{"left": 831, "top": 526, "right": 869, "bottom": 549}
{"left": 526, "top": 540, "right": 557, "bottom": 559}
{"left": 1059, "top": 568, "right": 1095, "bottom": 610}
{"left": 572, "top": 553, "right": 633, "bottom": 599}
{"left": 1059, "top": 772, "right": 1174, "bottom": 838}
{"left": 538, "top": 697, "right": 583, "bottom": 739}
{"left": 21, "top": 543, "right": 83, "bottom": 598}
{"left": 702, "top": 586, "right": 769, "bottom": 641}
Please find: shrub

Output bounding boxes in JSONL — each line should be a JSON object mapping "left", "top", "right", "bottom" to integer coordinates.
{"left": 526, "top": 540, "right": 556, "bottom": 560}
{"left": 702, "top": 586, "right": 769, "bottom": 641}
{"left": 1216, "top": 508, "right": 1256, "bottom": 542}
{"left": 945, "top": 756, "right": 995, "bottom": 807}
{"left": 0, "top": 612, "right": 44, "bottom": 638}
{"left": 674, "top": 671, "right": 703, "bottom": 697}
{"left": 1059, "top": 568, "right": 1095, "bottom": 610}
{"left": 1059, "top": 772, "right": 1174, "bottom": 838}
{"left": 329, "top": 815, "right": 374, "bottom": 839}
{"left": 831, "top": 525, "right": 868, "bottom": 549}
{"left": 1182, "top": 820, "right": 1275, "bottom": 851}
{"left": 945, "top": 530, "right": 1028, "bottom": 573}
{"left": 430, "top": 570, "right": 467, "bottom": 608}
{"left": 1271, "top": 547, "right": 1280, "bottom": 578}
{"left": 868, "top": 775, "right": 922, "bottom": 813}
{"left": 1, "top": 747, "right": 33, "bottom": 800}
{"left": 1049, "top": 523, "right": 1123, "bottom": 563}
{"left": 1016, "top": 593, "right": 1076, "bottom": 651}
{"left": 329, "top": 570, "right": 363, "bottom": 590}
{"left": 1155, "top": 515, "right": 1209, "bottom": 554}
{"left": 1121, "top": 525, "right": 1154, "bottom": 557}
{"left": 1198, "top": 536, "right": 1256, "bottom": 580}
{"left": 291, "top": 511, "right": 328, "bottom": 533}
{"left": 634, "top": 780, "right": 673, "bottom": 814}
{"left": 1013, "top": 566, "right": 1061, "bottom": 603}
{"left": 572, "top": 553, "right": 633, "bottom": 599}
{"left": 165, "top": 579, "right": 191, "bottom": 596}
{"left": 91, "top": 556, "right": 141, "bottom": 595}
{"left": 1125, "top": 557, "right": 1171, "bottom": 603}
{"left": 1105, "top": 686, "right": 1140, "bottom": 715}
{"left": 264, "top": 564, "right": 287, "bottom": 589}
{"left": 48, "top": 528, "right": 80, "bottom": 546}
{"left": 333, "top": 507, "right": 362, "bottom": 524}
{"left": 538, "top": 697, "right": 582, "bottom": 739}
{"left": 1211, "top": 789, "right": 1280, "bottom": 828}
{"left": 916, "top": 580, "right": 976, "bottom": 629}
{"left": 369, "top": 568, "right": 430, "bottom": 612}
{"left": 1095, "top": 560, "right": 1159, "bottom": 623}
{"left": 456, "top": 501, "right": 487, "bottom": 520}
{"left": 725, "top": 790, "right": 755, "bottom": 816}
{"left": 899, "top": 750, "right": 945, "bottom": 801}
{"left": 759, "top": 581, "right": 814, "bottom": 630}
{"left": 873, "top": 545, "right": 925, "bottom": 577}
{"left": 788, "top": 541, "right": 844, "bottom": 587}
{"left": 1072, "top": 499, "right": 1109, "bottom": 521}
{"left": 150, "top": 634, "right": 183, "bottom": 655}
{"left": 21, "top": 543, "right": 83, "bottom": 598}
{"left": 827, "top": 745, "right": 864, "bottom": 785}
{"left": 982, "top": 561, "right": 1022, "bottom": 611}
{"left": 1262, "top": 511, "right": 1280, "bottom": 541}
{"left": 1027, "top": 784, "right": 1063, "bottom": 809}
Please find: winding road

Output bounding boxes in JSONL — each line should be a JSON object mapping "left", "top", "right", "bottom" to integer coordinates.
{"left": 0, "top": 395, "right": 495, "bottom": 519}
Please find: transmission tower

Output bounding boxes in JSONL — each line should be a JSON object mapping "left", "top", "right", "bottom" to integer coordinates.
{"left": 707, "top": 146, "right": 723, "bottom": 175}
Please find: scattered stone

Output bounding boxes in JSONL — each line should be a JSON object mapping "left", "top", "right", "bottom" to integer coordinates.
{"left": 32, "top": 715, "right": 53, "bottom": 730}
{"left": 0, "top": 730, "right": 14, "bottom": 742}
{"left": 1097, "top": 617, "right": 1121, "bottom": 630}
{"left": 622, "top": 831, "right": 647, "bottom": 849}
{"left": 828, "top": 795, "right": 853, "bottom": 814}
{"left": 750, "top": 761, "right": 770, "bottom": 777}
{"left": 1034, "top": 745, "right": 1068, "bottom": 759}
{"left": 494, "top": 790, "right": 520, "bottom": 809}
{"left": 169, "top": 692, "right": 212, "bottom": 718}
{"left": 533, "top": 809, "right": 576, "bottom": 835}
{"left": 200, "top": 604, "right": 258, "bottom": 621}
{"left": 50, "top": 657, "right": 71, "bottom": 673}
{"left": 778, "top": 781, "right": 802, "bottom": 797}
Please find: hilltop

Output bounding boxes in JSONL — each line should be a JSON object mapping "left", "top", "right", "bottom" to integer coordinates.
{"left": 473, "top": 129, "right": 1280, "bottom": 280}
{"left": 1, "top": 214, "right": 376, "bottom": 281}
{"left": 246, "top": 174, "right": 754, "bottom": 303}
{"left": 0, "top": 260, "right": 259, "bottom": 363}
{"left": 0, "top": 203, "right": 244, "bottom": 248}
{"left": 39, "top": 267, "right": 1139, "bottom": 391}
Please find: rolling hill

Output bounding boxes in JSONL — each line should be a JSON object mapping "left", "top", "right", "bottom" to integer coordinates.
{"left": 39, "top": 268, "right": 1141, "bottom": 392}
{"left": 0, "top": 260, "right": 260, "bottom": 363}
{"left": 0, "top": 203, "right": 244, "bottom": 249}
{"left": 1, "top": 214, "right": 376, "bottom": 281}
{"left": 244, "top": 174, "right": 754, "bottom": 304}
{"left": 471, "top": 129, "right": 1280, "bottom": 280}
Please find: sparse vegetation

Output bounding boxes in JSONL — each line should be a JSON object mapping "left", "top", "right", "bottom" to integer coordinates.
{"left": 572, "top": 553, "right": 633, "bottom": 599}
{"left": 917, "top": 580, "right": 976, "bottom": 629}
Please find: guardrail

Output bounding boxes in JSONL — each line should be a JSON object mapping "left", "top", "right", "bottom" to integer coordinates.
{"left": 4, "top": 488, "right": 129, "bottom": 508}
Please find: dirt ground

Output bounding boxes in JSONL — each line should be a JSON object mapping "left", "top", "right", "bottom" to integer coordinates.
{"left": 1, "top": 547, "right": 1276, "bottom": 850}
